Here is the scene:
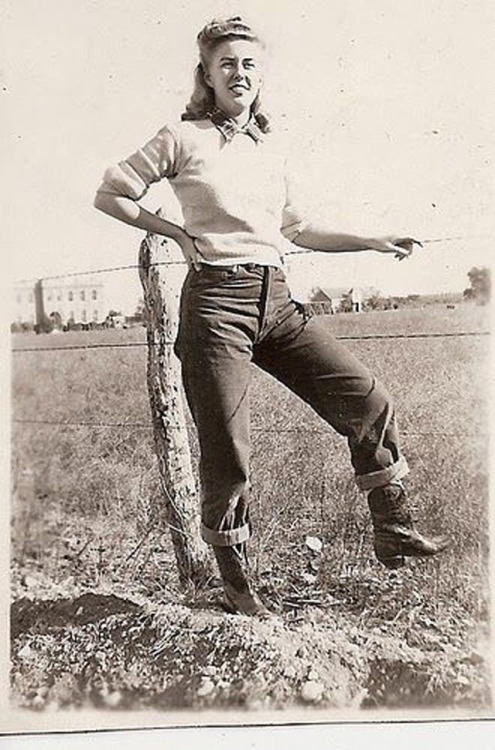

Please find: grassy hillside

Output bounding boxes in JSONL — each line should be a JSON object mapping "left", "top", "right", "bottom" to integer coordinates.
{"left": 10, "top": 304, "right": 491, "bottom": 714}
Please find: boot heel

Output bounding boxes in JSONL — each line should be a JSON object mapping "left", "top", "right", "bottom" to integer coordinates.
{"left": 213, "top": 545, "right": 271, "bottom": 617}
{"left": 368, "top": 484, "right": 449, "bottom": 567}
{"left": 378, "top": 554, "right": 405, "bottom": 570}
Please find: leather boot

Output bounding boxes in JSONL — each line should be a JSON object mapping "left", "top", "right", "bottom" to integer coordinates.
{"left": 368, "top": 482, "right": 450, "bottom": 569}
{"left": 213, "top": 544, "right": 270, "bottom": 617}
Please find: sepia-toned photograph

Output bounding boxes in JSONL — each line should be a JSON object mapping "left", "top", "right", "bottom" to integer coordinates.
{"left": 2, "top": 0, "right": 493, "bottom": 737}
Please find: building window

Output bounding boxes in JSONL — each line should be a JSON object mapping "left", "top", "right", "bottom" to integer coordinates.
{"left": 92, "top": 289, "right": 97, "bottom": 300}
{"left": 68, "top": 291, "right": 73, "bottom": 301}
{"left": 57, "top": 291, "right": 62, "bottom": 301}
{"left": 93, "top": 310, "right": 98, "bottom": 321}
{"left": 80, "top": 290, "right": 85, "bottom": 301}
{"left": 82, "top": 309, "right": 87, "bottom": 322}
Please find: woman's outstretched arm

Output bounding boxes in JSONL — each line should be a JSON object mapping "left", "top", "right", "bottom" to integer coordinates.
{"left": 292, "top": 224, "right": 421, "bottom": 260}
{"left": 282, "top": 161, "right": 420, "bottom": 260}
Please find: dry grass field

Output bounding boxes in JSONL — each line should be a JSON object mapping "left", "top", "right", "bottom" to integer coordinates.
{"left": 10, "top": 303, "right": 492, "bottom": 714}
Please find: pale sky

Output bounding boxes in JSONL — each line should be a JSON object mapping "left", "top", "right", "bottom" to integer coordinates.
{"left": 3, "top": 0, "right": 494, "bottom": 312}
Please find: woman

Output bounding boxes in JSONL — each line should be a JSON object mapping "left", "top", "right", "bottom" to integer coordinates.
{"left": 94, "top": 16, "right": 448, "bottom": 616}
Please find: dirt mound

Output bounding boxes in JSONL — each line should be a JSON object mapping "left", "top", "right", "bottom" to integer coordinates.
{"left": 10, "top": 594, "right": 490, "bottom": 712}
{"left": 11, "top": 593, "right": 141, "bottom": 639}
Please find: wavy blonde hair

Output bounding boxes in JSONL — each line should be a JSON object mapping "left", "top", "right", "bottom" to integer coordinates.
{"left": 181, "top": 16, "right": 270, "bottom": 133}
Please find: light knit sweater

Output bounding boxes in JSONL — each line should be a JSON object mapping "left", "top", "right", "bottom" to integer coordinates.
{"left": 96, "top": 117, "right": 307, "bottom": 268}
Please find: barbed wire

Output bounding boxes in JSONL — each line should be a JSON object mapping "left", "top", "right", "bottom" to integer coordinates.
{"left": 13, "top": 234, "right": 490, "bottom": 285}
{"left": 13, "top": 419, "right": 153, "bottom": 429}
{"left": 10, "top": 329, "right": 490, "bottom": 353}
{"left": 11, "top": 419, "right": 486, "bottom": 438}
{"left": 14, "top": 259, "right": 184, "bottom": 286}
{"left": 12, "top": 341, "right": 151, "bottom": 353}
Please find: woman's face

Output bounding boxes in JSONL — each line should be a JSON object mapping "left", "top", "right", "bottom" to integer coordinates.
{"left": 204, "top": 39, "right": 264, "bottom": 119}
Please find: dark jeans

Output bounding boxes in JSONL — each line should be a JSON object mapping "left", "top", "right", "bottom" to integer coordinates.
{"left": 175, "top": 263, "right": 408, "bottom": 546}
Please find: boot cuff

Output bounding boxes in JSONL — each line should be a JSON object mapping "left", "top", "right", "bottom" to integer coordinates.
{"left": 355, "top": 455, "right": 409, "bottom": 491}
{"left": 201, "top": 522, "right": 250, "bottom": 546}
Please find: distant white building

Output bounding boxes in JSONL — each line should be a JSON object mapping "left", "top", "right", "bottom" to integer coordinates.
{"left": 309, "top": 286, "right": 350, "bottom": 314}
{"left": 13, "top": 277, "right": 106, "bottom": 327}
{"left": 309, "top": 286, "right": 370, "bottom": 314}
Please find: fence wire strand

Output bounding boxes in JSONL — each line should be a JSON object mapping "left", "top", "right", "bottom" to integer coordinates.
{"left": 14, "top": 234, "right": 492, "bottom": 285}
{"left": 11, "top": 241, "right": 490, "bottom": 442}
{"left": 10, "top": 329, "right": 490, "bottom": 353}
{"left": 11, "top": 418, "right": 485, "bottom": 438}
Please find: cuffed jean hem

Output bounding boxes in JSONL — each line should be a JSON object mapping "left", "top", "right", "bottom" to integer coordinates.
{"left": 201, "top": 522, "right": 251, "bottom": 546}
{"left": 355, "top": 455, "right": 409, "bottom": 491}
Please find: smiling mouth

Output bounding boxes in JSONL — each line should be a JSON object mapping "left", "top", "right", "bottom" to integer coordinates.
{"left": 230, "top": 84, "right": 249, "bottom": 93}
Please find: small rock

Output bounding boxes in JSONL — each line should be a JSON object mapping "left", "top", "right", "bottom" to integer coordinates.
{"left": 197, "top": 679, "right": 215, "bottom": 697}
{"left": 301, "top": 573, "right": 317, "bottom": 585}
{"left": 23, "top": 575, "right": 39, "bottom": 589}
{"left": 32, "top": 695, "right": 45, "bottom": 710}
{"left": 202, "top": 666, "right": 217, "bottom": 676}
{"left": 247, "top": 699, "right": 265, "bottom": 710}
{"left": 18, "top": 644, "right": 33, "bottom": 659}
{"left": 103, "top": 690, "right": 122, "bottom": 708}
{"left": 284, "top": 665, "right": 296, "bottom": 678}
{"left": 305, "top": 536, "right": 323, "bottom": 554}
{"left": 308, "top": 669, "right": 319, "bottom": 681}
{"left": 301, "top": 680, "right": 324, "bottom": 703}
{"left": 466, "top": 651, "right": 484, "bottom": 666}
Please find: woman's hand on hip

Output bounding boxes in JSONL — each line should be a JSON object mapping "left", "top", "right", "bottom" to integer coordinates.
{"left": 177, "top": 231, "right": 198, "bottom": 259}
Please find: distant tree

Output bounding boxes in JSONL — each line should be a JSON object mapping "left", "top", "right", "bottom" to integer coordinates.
{"left": 35, "top": 314, "right": 54, "bottom": 335}
{"left": 49, "top": 311, "right": 63, "bottom": 330}
{"left": 463, "top": 267, "right": 491, "bottom": 305}
{"left": 366, "top": 292, "right": 385, "bottom": 311}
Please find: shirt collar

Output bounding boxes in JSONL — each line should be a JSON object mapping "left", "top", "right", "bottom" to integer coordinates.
{"left": 209, "top": 108, "right": 265, "bottom": 144}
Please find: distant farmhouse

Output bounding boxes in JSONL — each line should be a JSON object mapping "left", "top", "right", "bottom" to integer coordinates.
{"left": 13, "top": 278, "right": 106, "bottom": 329}
{"left": 309, "top": 286, "right": 369, "bottom": 314}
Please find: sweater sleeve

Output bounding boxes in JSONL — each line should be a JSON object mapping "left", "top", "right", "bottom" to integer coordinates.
{"left": 280, "top": 158, "right": 308, "bottom": 242}
{"left": 96, "top": 125, "right": 181, "bottom": 200}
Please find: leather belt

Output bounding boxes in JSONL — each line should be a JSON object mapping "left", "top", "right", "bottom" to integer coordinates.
{"left": 192, "top": 262, "right": 265, "bottom": 273}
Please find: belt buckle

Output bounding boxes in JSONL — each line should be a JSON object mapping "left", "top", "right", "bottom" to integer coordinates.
{"left": 244, "top": 262, "right": 259, "bottom": 273}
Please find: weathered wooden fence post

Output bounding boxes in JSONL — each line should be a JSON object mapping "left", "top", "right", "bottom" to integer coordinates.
{"left": 138, "top": 221, "right": 213, "bottom": 589}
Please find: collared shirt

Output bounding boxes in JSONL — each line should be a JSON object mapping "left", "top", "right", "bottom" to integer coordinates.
{"left": 96, "top": 114, "right": 307, "bottom": 268}
{"left": 209, "top": 107, "right": 265, "bottom": 144}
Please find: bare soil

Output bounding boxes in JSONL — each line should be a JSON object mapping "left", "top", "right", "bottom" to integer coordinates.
{"left": 10, "top": 586, "right": 490, "bottom": 713}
